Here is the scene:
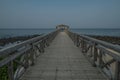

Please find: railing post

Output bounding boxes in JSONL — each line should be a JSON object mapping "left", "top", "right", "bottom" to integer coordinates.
{"left": 45, "top": 38, "right": 49, "bottom": 47}
{"left": 81, "top": 39, "right": 84, "bottom": 53}
{"left": 93, "top": 43, "right": 98, "bottom": 67}
{"left": 114, "top": 61, "right": 120, "bottom": 80}
{"left": 81, "top": 39, "right": 87, "bottom": 53}
{"left": 98, "top": 50, "right": 103, "bottom": 68}
{"left": 7, "top": 61, "right": 14, "bottom": 80}
{"left": 89, "top": 45, "right": 93, "bottom": 57}
{"left": 41, "top": 41, "right": 45, "bottom": 53}
{"left": 76, "top": 35, "right": 80, "bottom": 47}
{"left": 24, "top": 53, "right": 29, "bottom": 68}
{"left": 30, "top": 45, "right": 35, "bottom": 66}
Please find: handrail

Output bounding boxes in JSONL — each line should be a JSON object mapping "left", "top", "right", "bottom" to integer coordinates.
{"left": 0, "top": 34, "right": 45, "bottom": 57}
{"left": 79, "top": 35, "right": 120, "bottom": 62}
{"left": 66, "top": 30, "right": 120, "bottom": 80}
{"left": 67, "top": 30, "right": 120, "bottom": 61}
{"left": 0, "top": 30, "right": 59, "bottom": 80}
{"left": 0, "top": 30, "right": 59, "bottom": 56}
{"left": 80, "top": 35, "right": 120, "bottom": 53}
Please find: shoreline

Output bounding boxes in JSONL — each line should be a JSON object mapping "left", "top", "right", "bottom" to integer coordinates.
{"left": 0, "top": 34, "right": 120, "bottom": 48}
{"left": 0, "top": 34, "right": 40, "bottom": 47}
{"left": 89, "top": 35, "right": 120, "bottom": 45}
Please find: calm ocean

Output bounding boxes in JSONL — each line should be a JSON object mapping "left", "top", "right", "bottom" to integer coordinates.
{"left": 0, "top": 29, "right": 54, "bottom": 38}
{"left": 71, "top": 28, "right": 120, "bottom": 37}
{"left": 0, "top": 28, "right": 120, "bottom": 38}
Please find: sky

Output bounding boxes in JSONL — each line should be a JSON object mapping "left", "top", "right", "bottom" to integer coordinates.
{"left": 0, "top": 0, "right": 120, "bottom": 28}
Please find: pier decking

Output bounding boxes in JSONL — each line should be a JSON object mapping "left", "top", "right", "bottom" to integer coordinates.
{"left": 20, "top": 32, "right": 108, "bottom": 80}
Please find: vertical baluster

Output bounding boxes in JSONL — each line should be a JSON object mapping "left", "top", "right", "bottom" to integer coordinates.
{"left": 42, "top": 40, "right": 45, "bottom": 53}
{"left": 82, "top": 40, "right": 87, "bottom": 54}
{"left": 46, "top": 38, "right": 49, "bottom": 47}
{"left": 76, "top": 35, "right": 78, "bottom": 45}
{"left": 114, "top": 61, "right": 120, "bottom": 80}
{"left": 47, "top": 36, "right": 50, "bottom": 46}
{"left": 98, "top": 50, "right": 103, "bottom": 68}
{"left": 79, "top": 39, "right": 82, "bottom": 48}
{"left": 93, "top": 44, "right": 98, "bottom": 67}
{"left": 81, "top": 39, "right": 85, "bottom": 53}
{"left": 43, "top": 39, "right": 45, "bottom": 48}
{"left": 89, "top": 45, "right": 93, "bottom": 57}
{"left": 74, "top": 33, "right": 76, "bottom": 44}
{"left": 75, "top": 34, "right": 77, "bottom": 45}
{"left": 84, "top": 41, "right": 87, "bottom": 53}
{"left": 7, "top": 61, "right": 14, "bottom": 80}
{"left": 30, "top": 46, "right": 35, "bottom": 66}
{"left": 24, "top": 52, "right": 29, "bottom": 68}
{"left": 36, "top": 44, "right": 41, "bottom": 55}
{"left": 76, "top": 35, "right": 79, "bottom": 47}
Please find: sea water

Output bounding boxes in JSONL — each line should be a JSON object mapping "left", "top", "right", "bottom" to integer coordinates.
{"left": 71, "top": 28, "right": 120, "bottom": 37}
{"left": 0, "top": 28, "right": 54, "bottom": 38}
{"left": 0, "top": 28, "right": 120, "bottom": 39}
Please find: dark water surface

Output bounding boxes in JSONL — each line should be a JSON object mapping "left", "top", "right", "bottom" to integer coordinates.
{"left": 71, "top": 28, "right": 120, "bottom": 37}
{"left": 0, "top": 28, "right": 54, "bottom": 38}
{"left": 0, "top": 28, "right": 120, "bottom": 38}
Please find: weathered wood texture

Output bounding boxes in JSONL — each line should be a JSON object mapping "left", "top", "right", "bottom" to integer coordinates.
{"left": 67, "top": 30, "right": 120, "bottom": 80}
{"left": 0, "top": 30, "right": 59, "bottom": 80}
{"left": 20, "top": 32, "right": 108, "bottom": 80}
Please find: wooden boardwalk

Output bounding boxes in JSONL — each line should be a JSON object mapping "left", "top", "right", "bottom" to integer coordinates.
{"left": 20, "top": 32, "right": 108, "bottom": 80}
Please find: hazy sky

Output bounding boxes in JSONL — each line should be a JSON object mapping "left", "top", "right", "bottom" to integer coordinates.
{"left": 0, "top": 0, "right": 120, "bottom": 28}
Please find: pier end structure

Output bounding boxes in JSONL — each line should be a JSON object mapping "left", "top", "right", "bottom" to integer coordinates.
{"left": 56, "top": 24, "right": 69, "bottom": 31}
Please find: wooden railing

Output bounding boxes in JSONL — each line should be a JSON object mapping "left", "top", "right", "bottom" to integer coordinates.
{"left": 0, "top": 30, "right": 59, "bottom": 80}
{"left": 66, "top": 30, "right": 120, "bottom": 80}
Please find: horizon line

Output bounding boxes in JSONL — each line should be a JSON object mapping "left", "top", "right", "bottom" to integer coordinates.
{"left": 0, "top": 27, "right": 120, "bottom": 29}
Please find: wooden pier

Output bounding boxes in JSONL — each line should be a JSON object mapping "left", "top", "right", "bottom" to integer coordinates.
{"left": 0, "top": 28, "right": 120, "bottom": 80}
{"left": 20, "top": 32, "right": 108, "bottom": 80}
